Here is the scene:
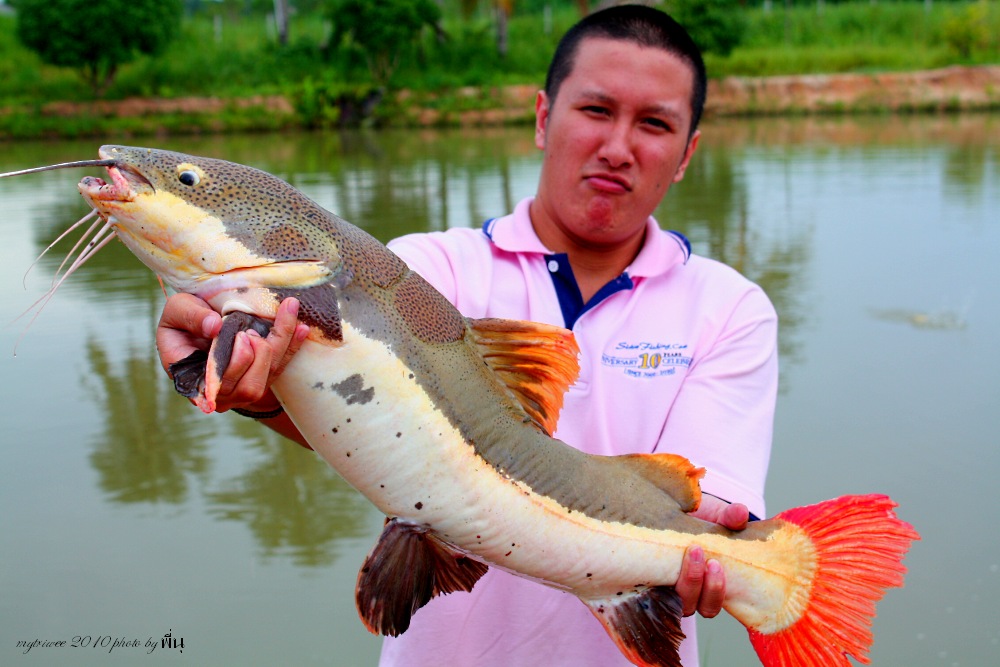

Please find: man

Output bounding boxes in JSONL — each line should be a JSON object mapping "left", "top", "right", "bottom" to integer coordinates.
{"left": 156, "top": 6, "right": 777, "bottom": 665}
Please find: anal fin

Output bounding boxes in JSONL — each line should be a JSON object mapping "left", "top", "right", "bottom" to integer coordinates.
{"left": 356, "top": 518, "right": 488, "bottom": 637}
{"left": 585, "top": 586, "right": 685, "bottom": 667}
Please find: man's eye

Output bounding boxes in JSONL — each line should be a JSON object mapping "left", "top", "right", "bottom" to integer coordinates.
{"left": 643, "top": 118, "right": 671, "bottom": 132}
{"left": 582, "top": 106, "right": 610, "bottom": 116}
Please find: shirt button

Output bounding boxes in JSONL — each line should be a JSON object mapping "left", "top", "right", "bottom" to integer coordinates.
{"left": 547, "top": 260, "right": 559, "bottom": 273}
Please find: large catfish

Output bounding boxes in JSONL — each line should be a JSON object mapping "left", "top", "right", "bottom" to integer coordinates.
{"left": 3, "top": 146, "right": 918, "bottom": 667}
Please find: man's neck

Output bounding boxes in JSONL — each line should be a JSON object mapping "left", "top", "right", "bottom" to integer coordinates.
{"left": 529, "top": 210, "right": 646, "bottom": 303}
{"left": 563, "top": 243, "right": 640, "bottom": 303}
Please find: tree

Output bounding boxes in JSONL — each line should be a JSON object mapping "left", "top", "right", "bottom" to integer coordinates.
{"left": 329, "top": 0, "right": 442, "bottom": 87}
{"left": 669, "top": 0, "right": 746, "bottom": 57}
{"left": 15, "top": 0, "right": 183, "bottom": 97}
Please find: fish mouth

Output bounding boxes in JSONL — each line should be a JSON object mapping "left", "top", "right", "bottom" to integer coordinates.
{"left": 78, "top": 151, "right": 154, "bottom": 203}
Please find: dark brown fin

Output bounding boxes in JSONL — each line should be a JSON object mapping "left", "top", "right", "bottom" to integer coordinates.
{"left": 468, "top": 318, "right": 580, "bottom": 435}
{"left": 356, "top": 518, "right": 488, "bottom": 637}
{"left": 585, "top": 586, "right": 685, "bottom": 667}
{"left": 198, "top": 312, "right": 272, "bottom": 413}
{"left": 615, "top": 453, "right": 706, "bottom": 513}
{"left": 168, "top": 349, "right": 208, "bottom": 399}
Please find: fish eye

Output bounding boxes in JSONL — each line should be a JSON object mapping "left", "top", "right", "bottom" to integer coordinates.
{"left": 178, "top": 170, "right": 200, "bottom": 186}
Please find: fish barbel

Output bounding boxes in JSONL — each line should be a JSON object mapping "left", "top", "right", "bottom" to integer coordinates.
{"left": 4, "top": 146, "right": 919, "bottom": 667}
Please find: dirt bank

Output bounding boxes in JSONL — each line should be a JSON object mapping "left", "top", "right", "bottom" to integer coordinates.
{"left": 23, "top": 64, "right": 1000, "bottom": 133}
{"left": 706, "top": 65, "right": 1000, "bottom": 115}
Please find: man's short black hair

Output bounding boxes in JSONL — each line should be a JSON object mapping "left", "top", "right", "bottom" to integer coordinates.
{"left": 544, "top": 4, "right": 707, "bottom": 137}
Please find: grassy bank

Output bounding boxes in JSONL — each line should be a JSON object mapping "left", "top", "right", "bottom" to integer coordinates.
{"left": 1, "top": 0, "right": 998, "bottom": 138}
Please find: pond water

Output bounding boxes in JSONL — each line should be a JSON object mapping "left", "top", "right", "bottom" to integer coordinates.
{"left": 1, "top": 114, "right": 997, "bottom": 666}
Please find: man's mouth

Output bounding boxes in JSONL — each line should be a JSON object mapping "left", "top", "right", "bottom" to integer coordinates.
{"left": 585, "top": 173, "right": 632, "bottom": 194}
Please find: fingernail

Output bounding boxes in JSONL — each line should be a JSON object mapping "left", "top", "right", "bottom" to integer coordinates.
{"left": 689, "top": 546, "right": 704, "bottom": 563}
{"left": 202, "top": 314, "right": 218, "bottom": 337}
{"left": 707, "top": 559, "right": 722, "bottom": 575}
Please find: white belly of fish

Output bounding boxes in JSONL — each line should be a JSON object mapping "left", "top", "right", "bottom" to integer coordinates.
{"left": 270, "top": 323, "right": 696, "bottom": 598}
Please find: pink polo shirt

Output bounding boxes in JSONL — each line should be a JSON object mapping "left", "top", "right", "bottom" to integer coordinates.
{"left": 380, "top": 197, "right": 777, "bottom": 667}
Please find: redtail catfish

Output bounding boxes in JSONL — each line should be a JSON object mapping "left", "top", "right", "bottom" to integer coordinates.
{"left": 3, "top": 146, "right": 919, "bottom": 667}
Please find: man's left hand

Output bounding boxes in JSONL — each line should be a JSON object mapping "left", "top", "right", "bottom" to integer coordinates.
{"left": 675, "top": 496, "right": 750, "bottom": 618}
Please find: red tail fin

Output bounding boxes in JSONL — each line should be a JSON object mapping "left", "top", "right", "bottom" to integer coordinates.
{"left": 748, "top": 494, "right": 919, "bottom": 666}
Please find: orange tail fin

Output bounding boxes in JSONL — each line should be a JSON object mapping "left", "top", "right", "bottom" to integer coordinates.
{"left": 748, "top": 494, "right": 920, "bottom": 666}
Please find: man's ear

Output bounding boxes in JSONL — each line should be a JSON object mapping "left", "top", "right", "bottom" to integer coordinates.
{"left": 534, "top": 90, "right": 550, "bottom": 151}
{"left": 672, "top": 130, "right": 701, "bottom": 184}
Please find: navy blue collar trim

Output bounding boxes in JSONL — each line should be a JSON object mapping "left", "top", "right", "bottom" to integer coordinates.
{"left": 482, "top": 218, "right": 497, "bottom": 240}
{"left": 668, "top": 230, "right": 691, "bottom": 261}
{"left": 481, "top": 218, "right": 638, "bottom": 328}
{"left": 546, "top": 253, "right": 633, "bottom": 329}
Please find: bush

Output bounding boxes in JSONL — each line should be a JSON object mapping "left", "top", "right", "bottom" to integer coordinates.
{"left": 942, "top": 1, "right": 992, "bottom": 59}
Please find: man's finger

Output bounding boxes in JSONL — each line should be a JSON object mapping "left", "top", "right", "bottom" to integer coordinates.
{"left": 158, "top": 293, "right": 220, "bottom": 340}
{"left": 156, "top": 294, "right": 222, "bottom": 372}
{"left": 676, "top": 545, "right": 706, "bottom": 617}
{"left": 236, "top": 331, "right": 276, "bottom": 403}
{"left": 267, "top": 298, "right": 307, "bottom": 378}
{"left": 720, "top": 502, "right": 750, "bottom": 531}
{"left": 697, "top": 559, "right": 726, "bottom": 618}
{"left": 215, "top": 330, "right": 259, "bottom": 401}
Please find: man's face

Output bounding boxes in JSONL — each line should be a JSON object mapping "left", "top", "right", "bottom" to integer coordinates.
{"left": 532, "top": 37, "right": 700, "bottom": 252}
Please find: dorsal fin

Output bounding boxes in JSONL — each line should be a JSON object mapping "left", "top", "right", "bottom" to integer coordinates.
{"left": 468, "top": 318, "right": 580, "bottom": 435}
{"left": 616, "top": 453, "right": 705, "bottom": 512}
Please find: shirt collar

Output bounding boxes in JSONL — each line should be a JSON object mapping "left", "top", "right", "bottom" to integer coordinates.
{"left": 482, "top": 197, "right": 690, "bottom": 278}
{"left": 482, "top": 197, "right": 551, "bottom": 253}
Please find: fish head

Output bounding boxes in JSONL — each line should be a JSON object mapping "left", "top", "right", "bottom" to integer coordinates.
{"left": 78, "top": 145, "right": 343, "bottom": 317}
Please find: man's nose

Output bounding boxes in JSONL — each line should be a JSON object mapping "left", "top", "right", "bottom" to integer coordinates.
{"left": 597, "top": 121, "right": 634, "bottom": 169}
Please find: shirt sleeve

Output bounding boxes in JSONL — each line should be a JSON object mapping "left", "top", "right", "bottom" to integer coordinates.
{"left": 656, "top": 285, "right": 778, "bottom": 520}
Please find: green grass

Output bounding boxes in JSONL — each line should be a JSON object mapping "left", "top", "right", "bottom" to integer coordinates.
{"left": 2, "top": 2, "right": 998, "bottom": 102}
{"left": 0, "top": 0, "right": 997, "bottom": 136}
{"left": 719, "top": 0, "right": 998, "bottom": 75}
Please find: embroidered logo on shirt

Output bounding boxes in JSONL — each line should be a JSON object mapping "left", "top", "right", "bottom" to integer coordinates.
{"left": 601, "top": 341, "right": 691, "bottom": 378}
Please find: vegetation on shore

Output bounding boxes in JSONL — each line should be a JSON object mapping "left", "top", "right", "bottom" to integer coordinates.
{"left": 0, "top": 0, "right": 998, "bottom": 139}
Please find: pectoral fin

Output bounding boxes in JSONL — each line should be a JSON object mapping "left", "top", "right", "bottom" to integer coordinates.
{"left": 168, "top": 349, "right": 209, "bottom": 400}
{"left": 585, "top": 586, "right": 685, "bottom": 667}
{"left": 356, "top": 518, "right": 489, "bottom": 637}
{"left": 469, "top": 318, "right": 580, "bottom": 435}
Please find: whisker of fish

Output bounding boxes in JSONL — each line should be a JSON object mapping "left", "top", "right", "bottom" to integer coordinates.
{"left": 55, "top": 221, "right": 117, "bottom": 289}
{"left": 0, "top": 159, "right": 117, "bottom": 179}
{"left": 50, "top": 211, "right": 108, "bottom": 288}
{"left": 21, "top": 221, "right": 116, "bottom": 319}
{"left": 11, "top": 213, "right": 116, "bottom": 355}
{"left": 2, "top": 157, "right": 123, "bottom": 353}
{"left": 22, "top": 208, "right": 101, "bottom": 289}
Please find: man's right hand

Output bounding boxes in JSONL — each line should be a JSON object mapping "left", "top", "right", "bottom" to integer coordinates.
{"left": 155, "top": 293, "right": 309, "bottom": 415}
